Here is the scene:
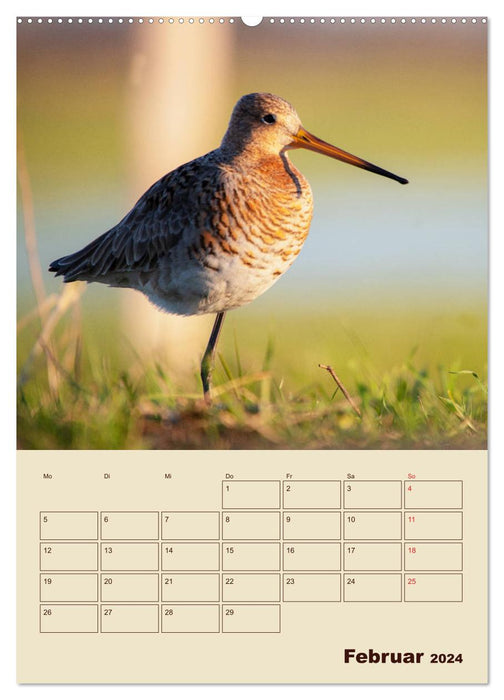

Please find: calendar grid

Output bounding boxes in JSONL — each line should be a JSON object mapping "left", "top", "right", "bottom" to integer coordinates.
{"left": 38, "top": 480, "right": 464, "bottom": 632}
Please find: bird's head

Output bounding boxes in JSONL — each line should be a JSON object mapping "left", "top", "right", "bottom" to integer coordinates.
{"left": 221, "top": 92, "right": 408, "bottom": 185}
{"left": 221, "top": 92, "right": 303, "bottom": 156}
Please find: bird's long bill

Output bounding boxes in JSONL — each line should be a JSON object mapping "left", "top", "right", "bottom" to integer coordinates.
{"left": 291, "top": 127, "right": 408, "bottom": 185}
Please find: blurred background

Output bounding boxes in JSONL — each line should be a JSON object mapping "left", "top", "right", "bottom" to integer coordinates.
{"left": 17, "top": 17, "right": 487, "bottom": 398}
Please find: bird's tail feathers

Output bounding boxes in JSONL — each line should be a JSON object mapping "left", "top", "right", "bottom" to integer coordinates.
{"left": 49, "top": 232, "right": 109, "bottom": 283}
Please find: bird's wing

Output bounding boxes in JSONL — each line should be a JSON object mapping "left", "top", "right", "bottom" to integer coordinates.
{"left": 49, "top": 155, "right": 220, "bottom": 283}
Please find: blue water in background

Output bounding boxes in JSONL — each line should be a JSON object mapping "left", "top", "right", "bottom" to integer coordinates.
{"left": 18, "top": 175, "right": 487, "bottom": 315}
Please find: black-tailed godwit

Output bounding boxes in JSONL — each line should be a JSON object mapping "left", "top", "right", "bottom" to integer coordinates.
{"left": 50, "top": 92, "right": 407, "bottom": 401}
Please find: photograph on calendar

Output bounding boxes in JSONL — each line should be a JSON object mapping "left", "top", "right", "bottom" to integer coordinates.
{"left": 17, "top": 17, "right": 487, "bottom": 450}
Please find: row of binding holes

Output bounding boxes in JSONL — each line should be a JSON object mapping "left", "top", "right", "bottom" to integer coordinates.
{"left": 17, "top": 18, "right": 231, "bottom": 24}
{"left": 17, "top": 17, "right": 487, "bottom": 24}
{"left": 269, "top": 17, "right": 485, "bottom": 24}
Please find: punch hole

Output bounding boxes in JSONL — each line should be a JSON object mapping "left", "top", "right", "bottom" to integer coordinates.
{"left": 241, "top": 17, "right": 262, "bottom": 26}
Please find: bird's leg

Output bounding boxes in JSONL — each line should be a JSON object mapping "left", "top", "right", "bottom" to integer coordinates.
{"left": 201, "top": 311, "right": 226, "bottom": 403}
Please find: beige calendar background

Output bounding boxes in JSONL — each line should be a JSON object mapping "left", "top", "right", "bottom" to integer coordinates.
{"left": 17, "top": 450, "right": 486, "bottom": 684}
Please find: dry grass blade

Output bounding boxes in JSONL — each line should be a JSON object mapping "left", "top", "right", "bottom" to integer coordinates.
{"left": 37, "top": 338, "right": 88, "bottom": 393}
{"left": 18, "top": 283, "right": 86, "bottom": 387}
{"left": 18, "top": 133, "right": 46, "bottom": 317}
{"left": 319, "top": 363, "right": 362, "bottom": 418}
{"left": 211, "top": 371, "right": 273, "bottom": 398}
{"left": 17, "top": 294, "right": 59, "bottom": 332}
{"left": 439, "top": 390, "right": 477, "bottom": 433}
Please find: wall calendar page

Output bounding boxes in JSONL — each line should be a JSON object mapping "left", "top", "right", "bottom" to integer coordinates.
{"left": 17, "top": 13, "right": 488, "bottom": 686}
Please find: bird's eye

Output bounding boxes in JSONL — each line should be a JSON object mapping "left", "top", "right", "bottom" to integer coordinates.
{"left": 261, "top": 114, "right": 277, "bottom": 125}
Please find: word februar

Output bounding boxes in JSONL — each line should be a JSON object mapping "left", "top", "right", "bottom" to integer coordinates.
{"left": 345, "top": 649, "right": 424, "bottom": 664}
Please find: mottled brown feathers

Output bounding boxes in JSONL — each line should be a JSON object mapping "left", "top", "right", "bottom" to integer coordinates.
{"left": 50, "top": 93, "right": 314, "bottom": 316}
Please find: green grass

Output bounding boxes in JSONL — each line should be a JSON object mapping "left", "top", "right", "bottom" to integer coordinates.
{"left": 17, "top": 295, "right": 487, "bottom": 450}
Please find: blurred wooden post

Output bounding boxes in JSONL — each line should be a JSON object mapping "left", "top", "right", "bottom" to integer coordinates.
{"left": 122, "top": 21, "right": 233, "bottom": 386}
